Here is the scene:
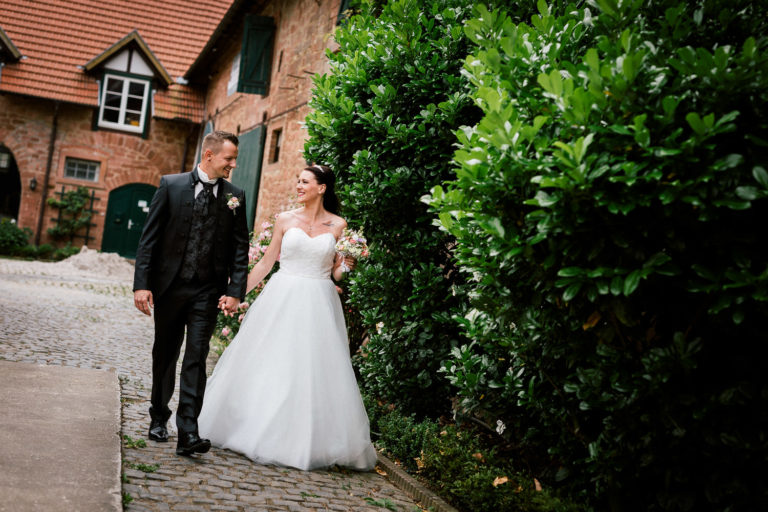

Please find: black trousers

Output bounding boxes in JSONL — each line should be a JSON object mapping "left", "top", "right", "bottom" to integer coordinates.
{"left": 149, "top": 277, "right": 219, "bottom": 435}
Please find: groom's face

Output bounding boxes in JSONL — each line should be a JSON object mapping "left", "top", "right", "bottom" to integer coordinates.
{"left": 205, "top": 141, "right": 238, "bottom": 180}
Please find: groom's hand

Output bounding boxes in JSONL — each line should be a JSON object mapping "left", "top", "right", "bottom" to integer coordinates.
{"left": 221, "top": 296, "right": 240, "bottom": 316}
{"left": 134, "top": 290, "right": 154, "bottom": 316}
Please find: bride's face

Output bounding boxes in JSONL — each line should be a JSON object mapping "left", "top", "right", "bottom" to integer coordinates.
{"left": 296, "top": 170, "right": 325, "bottom": 203}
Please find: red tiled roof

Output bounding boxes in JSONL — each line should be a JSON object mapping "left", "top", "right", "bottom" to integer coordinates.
{"left": 155, "top": 85, "right": 206, "bottom": 122}
{"left": 0, "top": 0, "right": 231, "bottom": 121}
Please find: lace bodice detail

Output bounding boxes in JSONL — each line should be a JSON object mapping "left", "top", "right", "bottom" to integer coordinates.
{"left": 278, "top": 227, "right": 336, "bottom": 279}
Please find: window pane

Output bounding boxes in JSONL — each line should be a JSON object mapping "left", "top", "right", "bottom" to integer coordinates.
{"left": 128, "top": 81, "right": 145, "bottom": 97}
{"left": 64, "top": 158, "right": 99, "bottom": 182}
{"left": 104, "top": 93, "right": 122, "bottom": 109}
{"left": 102, "top": 107, "right": 120, "bottom": 123}
{"left": 126, "top": 97, "right": 143, "bottom": 112}
{"left": 125, "top": 111, "right": 141, "bottom": 126}
{"left": 106, "top": 78, "right": 123, "bottom": 93}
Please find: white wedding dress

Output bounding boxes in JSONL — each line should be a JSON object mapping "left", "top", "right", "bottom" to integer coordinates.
{"left": 198, "top": 227, "right": 377, "bottom": 471}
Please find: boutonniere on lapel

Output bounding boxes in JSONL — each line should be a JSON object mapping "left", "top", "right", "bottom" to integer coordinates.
{"left": 226, "top": 193, "right": 240, "bottom": 214}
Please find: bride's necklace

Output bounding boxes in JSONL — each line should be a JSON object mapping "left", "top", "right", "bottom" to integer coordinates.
{"left": 303, "top": 212, "right": 332, "bottom": 234}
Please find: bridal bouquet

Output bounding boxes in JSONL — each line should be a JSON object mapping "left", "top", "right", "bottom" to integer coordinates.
{"left": 335, "top": 228, "right": 369, "bottom": 272}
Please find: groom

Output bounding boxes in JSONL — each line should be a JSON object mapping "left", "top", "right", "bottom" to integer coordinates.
{"left": 133, "top": 130, "right": 249, "bottom": 456}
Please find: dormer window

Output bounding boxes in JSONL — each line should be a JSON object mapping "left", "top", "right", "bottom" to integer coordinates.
{"left": 98, "top": 74, "right": 150, "bottom": 133}
{"left": 84, "top": 31, "right": 173, "bottom": 137}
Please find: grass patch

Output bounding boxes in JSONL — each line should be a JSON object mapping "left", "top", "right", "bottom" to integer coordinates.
{"left": 122, "top": 434, "right": 146, "bottom": 449}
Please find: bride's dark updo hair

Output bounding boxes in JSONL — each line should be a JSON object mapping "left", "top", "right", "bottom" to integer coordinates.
{"left": 304, "top": 164, "right": 340, "bottom": 214}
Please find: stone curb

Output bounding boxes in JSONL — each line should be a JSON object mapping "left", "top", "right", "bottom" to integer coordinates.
{"left": 376, "top": 453, "right": 460, "bottom": 512}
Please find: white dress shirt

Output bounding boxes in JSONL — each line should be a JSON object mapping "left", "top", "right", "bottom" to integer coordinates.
{"left": 196, "top": 165, "right": 219, "bottom": 198}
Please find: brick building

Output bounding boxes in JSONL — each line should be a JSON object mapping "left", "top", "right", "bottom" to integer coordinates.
{"left": 1, "top": 0, "right": 349, "bottom": 258}
{"left": 0, "top": 0, "right": 229, "bottom": 257}
{"left": 186, "top": 0, "right": 349, "bottom": 230}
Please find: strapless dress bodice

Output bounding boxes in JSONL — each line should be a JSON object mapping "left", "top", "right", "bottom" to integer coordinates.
{"left": 277, "top": 227, "right": 336, "bottom": 279}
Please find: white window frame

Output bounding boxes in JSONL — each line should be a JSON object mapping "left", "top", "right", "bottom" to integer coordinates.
{"left": 98, "top": 73, "right": 150, "bottom": 134}
{"left": 64, "top": 157, "right": 100, "bottom": 182}
{"left": 227, "top": 53, "right": 241, "bottom": 96}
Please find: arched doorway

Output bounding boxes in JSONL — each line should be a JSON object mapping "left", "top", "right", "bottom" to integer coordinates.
{"left": 0, "top": 145, "right": 21, "bottom": 221}
{"left": 101, "top": 183, "right": 157, "bottom": 259}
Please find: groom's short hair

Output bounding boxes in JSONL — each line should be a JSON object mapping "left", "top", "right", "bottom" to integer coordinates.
{"left": 202, "top": 131, "right": 239, "bottom": 154}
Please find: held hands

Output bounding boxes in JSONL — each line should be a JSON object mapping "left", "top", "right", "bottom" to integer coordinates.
{"left": 218, "top": 296, "right": 241, "bottom": 316}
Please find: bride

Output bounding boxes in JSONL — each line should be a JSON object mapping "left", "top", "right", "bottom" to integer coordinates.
{"left": 197, "top": 164, "right": 377, "bottom": 471}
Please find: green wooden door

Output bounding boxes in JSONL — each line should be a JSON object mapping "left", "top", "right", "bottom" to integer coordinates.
{"left": 230, "top": 126, "right": 266, "bottom": 231}
{"left": 102, "top": 183, "right": 157, "bottom": 258}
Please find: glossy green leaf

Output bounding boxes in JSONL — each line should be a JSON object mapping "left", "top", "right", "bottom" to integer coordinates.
{"left": 753, "top": 166, "right": 768, "bottom": 189}
{"left": 623, "top": 270, "right": 642, "bottom": 296}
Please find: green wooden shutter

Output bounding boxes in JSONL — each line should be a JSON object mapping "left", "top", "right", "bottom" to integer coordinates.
{"left": 230, "top": 126, "right": 266, "bottom": 231}
{"left": 238, "top": 15, "right": 275, "bottom": 95}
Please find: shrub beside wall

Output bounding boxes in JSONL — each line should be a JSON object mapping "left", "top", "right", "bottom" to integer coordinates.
{"left": 0, "top": 218, "right": 31, "bottom": 254}
{"left": 429, "top": 1, "right": 768, "bottom": 509}
{"left": 305, "top": 0, "right": 482, "bottom": 416}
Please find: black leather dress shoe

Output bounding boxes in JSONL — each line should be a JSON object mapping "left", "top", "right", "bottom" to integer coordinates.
{"left": 148, "top": 419, "right": 168, "bottom": 442}
{"left": 176, "top": 432, "right": 211, "bottom": 456}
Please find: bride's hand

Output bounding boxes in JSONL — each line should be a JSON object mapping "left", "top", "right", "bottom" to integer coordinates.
{"left": 342, "top": 255, "right": 357, "bottom": 272}
{"left": 335, "top": 254, "right": 356, "bottom": 272}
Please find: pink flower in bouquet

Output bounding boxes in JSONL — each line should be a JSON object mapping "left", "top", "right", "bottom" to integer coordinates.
{"left": 335, "top": 228, "right": 369, "bottom": 260}
{"left": 238, "top": 313, "right": 245, "bottom": 322}
{"left": 239, "top": 301, "right": 250, "bottom": 310}
{"left": 221, "top": 327, "right": 231, "bottom": 337}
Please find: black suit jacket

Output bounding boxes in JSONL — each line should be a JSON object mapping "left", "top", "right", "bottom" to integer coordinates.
{"left": 133, "top": 171, "right": 250, "bottom": 300}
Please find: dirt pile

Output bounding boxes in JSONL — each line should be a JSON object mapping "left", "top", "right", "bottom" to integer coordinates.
{"left": 55, "top": 246, "right": 135, "bottom": 282}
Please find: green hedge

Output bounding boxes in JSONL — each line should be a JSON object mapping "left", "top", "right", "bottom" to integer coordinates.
{"left": 429, "top": 1, "right": 768, "bottom": 509}
{"left": 305, "top": 0, "right": 483, "bottom": 416}
{"left": 0, "top": 218, "right": 31, "bottom": 254}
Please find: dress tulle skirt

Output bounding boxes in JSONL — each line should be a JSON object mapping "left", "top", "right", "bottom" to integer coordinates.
{"left": 198, "top": 270, "right": 377, "bottom": 471}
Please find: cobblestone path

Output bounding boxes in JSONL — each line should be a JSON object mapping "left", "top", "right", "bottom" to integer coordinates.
{"left": 0, "top": 258, "right": 424, "bottom": 512}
